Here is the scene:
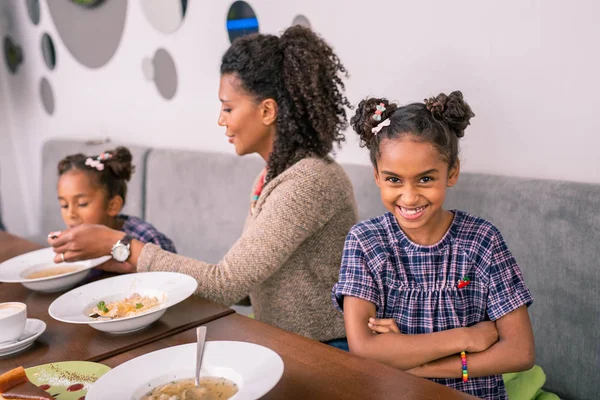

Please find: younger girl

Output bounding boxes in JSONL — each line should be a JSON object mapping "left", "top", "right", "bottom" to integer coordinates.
{"left": 54, "top": 146, "right": 176, "bottom": 257}
{"left": 332, "top": 92, "right": 534, "bottom": 399}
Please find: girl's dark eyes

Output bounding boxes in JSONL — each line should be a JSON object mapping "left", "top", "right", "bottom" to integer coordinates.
{"left": 223, "top": 108, "right": 232, "bottom": 113}
{"left": 385, "top": 177, "right": 434, "bottom": 184}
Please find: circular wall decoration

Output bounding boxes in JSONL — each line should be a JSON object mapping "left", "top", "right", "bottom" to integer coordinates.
{"left": 3, "top": 36, "right": 24, "bottom": 74}
{"left": 26, "top": 0, "right": 41, "bottom": 25}
{"left": 40, "top": 77, "right": 55, "bottom": 115}
{"left": 226, "top": 1, "right": 259, "bottom": 44}
{"left": 152, "top": 49, "right": 178, "bottom": 100}
{"left": 141, "top": 0, "right": 188, "bottom": 34}
{"left": 70, "top": 0, "right": 104, "bottom": 8}
{"left": 292, "top": 15, "right": 311, "bottom": 29}
{"left": 141, "top": 57, "right": 154, "bottom": 80}
{"left": 41, "top": 33, "right": 56, "bottom": 70}
{"left": 46, "top": 0, "right": 127, "bottom": 69}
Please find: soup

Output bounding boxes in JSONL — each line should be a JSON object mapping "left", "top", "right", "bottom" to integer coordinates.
{"left": 140, "top": 377, "right": 238, "bottom": 400}
{"left": 25, "top": 265, "right": 82, "bottom": 279}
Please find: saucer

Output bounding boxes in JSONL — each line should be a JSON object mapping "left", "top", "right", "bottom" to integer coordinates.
{"left": 0, "top": 318, "right": 46, "bottom": 356}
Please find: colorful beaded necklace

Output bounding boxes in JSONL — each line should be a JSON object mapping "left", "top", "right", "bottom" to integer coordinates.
{"left": 251, "top": 168, "right": 267, "bottom": 215}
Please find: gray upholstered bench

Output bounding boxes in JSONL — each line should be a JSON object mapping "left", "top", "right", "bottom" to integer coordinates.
{"left": 34, "top": 139, "right": 597, "bottom": 399}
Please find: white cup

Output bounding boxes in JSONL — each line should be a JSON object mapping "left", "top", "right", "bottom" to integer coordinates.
{"left": 0, "top": 302, "right": 27, "bottom": 344}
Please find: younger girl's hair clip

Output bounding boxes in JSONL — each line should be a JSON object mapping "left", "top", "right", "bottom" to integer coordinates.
{"left": 371, "top": 119, "right": 390, "bottom": 135}
{"left": 372, "top": 103, "right": 386, "bottom": 121}
{"left": 85, "top": 152, "right": 112, "bottom": 171}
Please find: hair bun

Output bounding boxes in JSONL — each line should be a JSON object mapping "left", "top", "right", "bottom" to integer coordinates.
{"left": 350, "top": 98, "right": 398, "bottom": 148}
{"left": 425, "top": 91, "right": 474, "bottom": 138}
{"left": 104, "top": 146, "right": 134, "bottom": 181}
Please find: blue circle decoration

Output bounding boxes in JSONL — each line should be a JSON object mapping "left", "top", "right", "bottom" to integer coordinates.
{"left": 226, "top": 1, "right": 259, "bottom": 43}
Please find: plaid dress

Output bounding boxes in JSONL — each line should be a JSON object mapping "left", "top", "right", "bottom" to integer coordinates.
{"left": 121, "top": 215, "right": 177, "bottom": 253}
{"left": 332, "top": 210, "right": 533, "bottom": 400}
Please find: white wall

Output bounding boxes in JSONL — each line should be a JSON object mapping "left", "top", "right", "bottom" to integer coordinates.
{"left": 1, "top": 0, "right": 599, "bottom": 236}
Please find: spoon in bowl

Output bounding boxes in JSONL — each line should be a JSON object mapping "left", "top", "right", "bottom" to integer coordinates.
{"left": 182, "top": 326, "right": 208, "bottom": 399}
{"left": 195, "top": 326, "right": 207, "bottom": 386}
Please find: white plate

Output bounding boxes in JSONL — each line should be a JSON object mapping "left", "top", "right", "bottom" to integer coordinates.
{"left": 0, "top": 318, "right": 47, "bottom": 356}
{"left": 0, "top": 247, "right": 111, "bottom": 292}
{"left": 86, "top": 341, "right": 284, "bottom": 400}
{"left": 48, "top": 272, "right": 198, "bottom": 334}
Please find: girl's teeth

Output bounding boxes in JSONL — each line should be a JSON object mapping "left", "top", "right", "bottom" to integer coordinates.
{"left": 401, "top": 206, "right": 425, "bottom": 215}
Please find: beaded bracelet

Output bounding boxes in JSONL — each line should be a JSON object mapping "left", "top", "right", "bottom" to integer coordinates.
{"left": 460, "top": 351, "right": 468, "bottom": 382}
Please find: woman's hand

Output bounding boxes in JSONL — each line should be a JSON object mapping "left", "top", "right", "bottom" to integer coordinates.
{"left": 48, "top": 224, "right": 124, "bottom": 264}
{"left": 368, "top": 317, "right": 400, "bottom": 334}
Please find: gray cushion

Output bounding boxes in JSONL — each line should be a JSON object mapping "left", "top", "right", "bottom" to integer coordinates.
{"left": 40, "top": 139, "right": 149, "bottom": 234}
{"left": 144, "top": 149, "right": 264, "bottom": 262}
{"left": 445, "top": 173, "right": 599, "bottom": 400}
{"left": 342, "top": 163, "right": 387, "bottom": 221}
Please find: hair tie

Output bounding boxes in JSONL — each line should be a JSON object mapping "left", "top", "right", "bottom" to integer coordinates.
{"left": 371, "top": 119, "right": 390, "bottom": 136}
{"left": 372, "top": 103, "right": 386, "bottom": 121}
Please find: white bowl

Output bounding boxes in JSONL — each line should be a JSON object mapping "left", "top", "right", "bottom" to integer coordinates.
{"left": 0, "top": 247, "right": 111, "bottom": 292}
{"left": 86, "top": 341, "right": 284, "bottom": 400}
{"left": 48, "top": 272, "right": 198, "bottom": 334}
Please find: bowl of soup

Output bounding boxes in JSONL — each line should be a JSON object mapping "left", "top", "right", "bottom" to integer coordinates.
{"left": 0, "top": 247, "right": 111, "bottom": 292}
{"left": 86, "top": 341, "right": 284, "bottom": 400}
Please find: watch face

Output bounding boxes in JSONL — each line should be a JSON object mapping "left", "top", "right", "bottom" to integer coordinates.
{"left": 112, "top": 245, "right": 129, "bottom": 262}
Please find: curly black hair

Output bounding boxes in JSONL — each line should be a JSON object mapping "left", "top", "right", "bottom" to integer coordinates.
{"left": 58, "top": 146, "right": 135, "bottom": 204}
{"left": 220, "top": 25, "right": 351, "bottom": 182}
{"left": 351, "top": 91, "right": 475, "bottom": 170}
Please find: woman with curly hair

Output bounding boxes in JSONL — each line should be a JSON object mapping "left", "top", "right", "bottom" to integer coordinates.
{"left": 49, "top": 26, "right": 358, "bottom": 347}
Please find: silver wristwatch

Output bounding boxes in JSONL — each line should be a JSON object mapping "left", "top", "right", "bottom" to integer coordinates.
{"left": 111, "top": 234, "right": 133, "bottom": 262}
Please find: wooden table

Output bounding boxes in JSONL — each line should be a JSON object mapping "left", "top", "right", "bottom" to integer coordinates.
{"left": 0, "top": 232, "right": 43, "bottom": 264}
{"left": 103, "top": 314, "right": 476, "bottom": 400}
{"left": 0, "top": 233, "right": 235, "bottom": 372}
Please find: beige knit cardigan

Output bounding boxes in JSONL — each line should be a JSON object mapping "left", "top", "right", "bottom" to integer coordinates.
{"left": 137, "top": 156, "right": 358, "bottom": 341}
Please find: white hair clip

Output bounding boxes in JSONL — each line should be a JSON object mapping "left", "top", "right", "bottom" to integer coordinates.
{"left": 84, "top": 152, "right": 112, "bottom": 171}
{"left": 371, "top": 118, "right": 390, "bottom": 135}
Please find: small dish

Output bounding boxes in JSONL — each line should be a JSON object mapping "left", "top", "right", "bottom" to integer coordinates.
{"left": 0, "top": 318, "right": 46, "bottom": 357}
{"left": 26, "top": 361, "right": 111, "bottom": 400}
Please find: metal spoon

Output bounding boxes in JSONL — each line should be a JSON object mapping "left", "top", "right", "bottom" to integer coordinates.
{"left": 195, "top": 326, "right": 207, "bottom": 387}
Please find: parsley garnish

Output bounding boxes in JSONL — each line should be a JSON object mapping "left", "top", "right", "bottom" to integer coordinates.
{"left": 96, "top": 301, "right": 109, "bottom": 313}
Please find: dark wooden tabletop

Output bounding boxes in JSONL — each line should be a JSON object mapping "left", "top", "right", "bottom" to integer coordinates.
{"left": 0, "top": 232, "right": 235, "bottom": 373}
{"left": 0, "top": 232, "right": 43, "bottom": 263}
{"left": 103, "top": 313, "right": 477, "bottom": 400}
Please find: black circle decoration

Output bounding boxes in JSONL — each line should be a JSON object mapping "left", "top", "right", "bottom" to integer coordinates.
{"left": 226, "top": 1, "right": 259, "bottom": 44}
{"left": 26, "top": 0, "right": 41, "bottom": 25}
{"left": 70, "top": 0, "right": 104, "bottom": 7}
{"left": 41, "top": 33, "right": 56, "bottom": 70}
{"left": 3, "top": 36, "right": 24, "bottom": 74}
